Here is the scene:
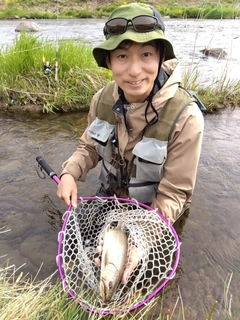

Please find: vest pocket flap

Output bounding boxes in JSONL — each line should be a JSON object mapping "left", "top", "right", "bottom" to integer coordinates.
{"left": 88, "top": 117, "right": 115, "bottom": 143}
{"left": 132, "top": 137, "right": 168, "bottom": 164}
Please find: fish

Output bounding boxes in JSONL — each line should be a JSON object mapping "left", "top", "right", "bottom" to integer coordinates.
{"left": 100, "top": 221, "right": 128, "bottom": 303}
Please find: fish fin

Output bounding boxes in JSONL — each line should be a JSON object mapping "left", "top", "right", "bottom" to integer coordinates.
{"left": 106, "top": 224, "right": 111, "bottom": 232}
{"left": 116, "top": 220, "right": 124, "bottom": 230}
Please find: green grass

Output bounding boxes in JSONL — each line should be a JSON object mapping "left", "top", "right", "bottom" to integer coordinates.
{"left": 182, "top": 60, "right": 240, "bottom": 112}
{"left": 0, "top": 262, "right": 239, "bottom": 319}
{"left": 0, "top": 227, "right": 239, "bottom": 319}
{"left": 0, "top": 261, "right": 161, "bottom": 320}
{"left": 0, "top": 32, "right": 112, "bottom": 113}
{"left": 0, "top": 264, "right": 87, "bottom": 320}
{"left": 0, "top": 32, "right": 239, "bottom": 113}
{"left": 0, "top": 0, "right": 239, "bottom": 19}
{"left": 157, "top": 4, "right": 240, "bottom": 19}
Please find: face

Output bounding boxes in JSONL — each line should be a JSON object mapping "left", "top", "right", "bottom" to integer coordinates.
{"left": 106, "top": 41, "right": 161, "bottom": 103}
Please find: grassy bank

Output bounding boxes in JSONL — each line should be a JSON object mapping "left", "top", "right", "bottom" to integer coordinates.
{"left": 0, "top": 33, "right": 112, "bottom": 113}
{"left": 0, "top": 262, "right": 238, "bottom": 319}
{"left": 0, "top": 33, "right": 239, "bottom": 114}
{"left": 0, "top": 0, "right": 240, "bottom": 19}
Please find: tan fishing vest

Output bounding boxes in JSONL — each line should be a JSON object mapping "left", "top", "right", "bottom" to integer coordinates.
{"left": 96, "top": 80, "right": 196, "bottom": 141}
{"left": 89, "top": 81, "right": 198, "bottom": 202}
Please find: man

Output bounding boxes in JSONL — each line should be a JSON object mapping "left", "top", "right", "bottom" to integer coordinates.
{"left": 57, "top": 3, "right": 204, "bottom": 281}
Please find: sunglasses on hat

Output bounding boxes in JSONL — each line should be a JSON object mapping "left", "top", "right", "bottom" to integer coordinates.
{"left": 103, "top": 15, "right": 164, "bottom": 36}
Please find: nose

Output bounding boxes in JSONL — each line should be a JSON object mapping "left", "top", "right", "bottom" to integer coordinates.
{"left": 127, "top": 57, "right": 142, "bottom": 77}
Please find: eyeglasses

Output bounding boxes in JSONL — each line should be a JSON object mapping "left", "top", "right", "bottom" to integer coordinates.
{"left": 103, "top": 15, "right": 164, "bottom": 36}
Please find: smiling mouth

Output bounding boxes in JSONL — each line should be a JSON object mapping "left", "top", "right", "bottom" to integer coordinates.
{"left": 127, "top": 80, "right": 143, "bottom": 85}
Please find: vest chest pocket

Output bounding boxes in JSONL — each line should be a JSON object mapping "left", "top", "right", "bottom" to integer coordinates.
{"left": 132, "top": 137, "right": 168, "bottom": 182}
{"left": 88, "top": 118, "right": 116, "bottom": 162}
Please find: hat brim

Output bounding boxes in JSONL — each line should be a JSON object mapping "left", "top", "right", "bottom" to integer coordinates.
{"left": 93, "top": 28, "right": 176, "bottom": 69}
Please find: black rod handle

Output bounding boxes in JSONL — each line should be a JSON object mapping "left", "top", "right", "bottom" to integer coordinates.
{"left": 36, "top": 156, "right": 57, "bottom": 179}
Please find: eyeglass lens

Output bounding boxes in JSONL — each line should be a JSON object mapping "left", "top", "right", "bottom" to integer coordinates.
{"left": 133, "top": 16, "right": 157, "bottom": 31}
{"left": 105, "top": 16, "right": 158, "bottom": 35}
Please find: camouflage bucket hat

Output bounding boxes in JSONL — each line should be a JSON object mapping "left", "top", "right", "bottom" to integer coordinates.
{"left": 92, "top": 3, "right": 176, "bottom": 69}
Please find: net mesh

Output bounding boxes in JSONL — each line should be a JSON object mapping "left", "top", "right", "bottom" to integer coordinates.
{"left": 57, "top": 197, "right": 180, "bottom": 314}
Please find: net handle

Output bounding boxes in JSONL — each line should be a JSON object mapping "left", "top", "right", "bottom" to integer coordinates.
{"left": 36, "top": 156, "right": 73, "bottom": 211}
{"left": 36, "top": 156, "right": 60, "bottom": 185}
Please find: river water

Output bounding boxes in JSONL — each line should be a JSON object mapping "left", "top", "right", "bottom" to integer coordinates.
{"left": 0, "top": 18, "right": 240, "bottom": 84}
{"left": 0, "top": 18, "right": 240, "bottom": 319}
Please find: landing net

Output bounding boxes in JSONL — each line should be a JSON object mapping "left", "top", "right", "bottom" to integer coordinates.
{"left": 57, "top": 196, "right": 180, "bottom": 314}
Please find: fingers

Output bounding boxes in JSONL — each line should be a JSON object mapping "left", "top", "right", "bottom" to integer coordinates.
{"left": 57, "top": 174, "right": 78, "bottom": 208}
{"left": 96, "top": 240, "right": 103, "bottom": 256}
{"left": 96, "top": 245, "right": 103, "bottom": 255}
{"left": 71, "top": 188, "right": 78, "bottom": 208}
{"left": 122, "top": 245, "right": 141, "bottom": 284}
{"left": 122, "top": 269, "right": 130, "bottom": 284}
{"left": 94, "top": 257, "right": 101, "bottom": 266}
{"left": 122, "top": 260, "right": 136, "bottom": 284}
{"left": 95, "top": 240, "right": 104, "bottom": 267}
{"left": 57, "top": 186, "right": 71, "bottom": 207}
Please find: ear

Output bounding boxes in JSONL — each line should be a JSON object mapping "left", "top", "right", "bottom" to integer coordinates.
{"left": 162, "top": 47, "right": 166, "bottom": 63}
{"left": 105, "top": 53, "right": 112, "bottom": 70}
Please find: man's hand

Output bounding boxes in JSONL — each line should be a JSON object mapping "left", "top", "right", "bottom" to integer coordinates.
{"left": 122, "top": 245, "right": 141, "bottom": 283}
{"left": 57, "top": 173, "right": 78, "bottom": 208}
{"left": 95, "top": 242, "right": 141, "bottom": 284}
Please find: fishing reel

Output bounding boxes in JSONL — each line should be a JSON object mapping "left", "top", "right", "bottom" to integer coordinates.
{"left": 43, "top": 61, "right": 52, "bottom": 74}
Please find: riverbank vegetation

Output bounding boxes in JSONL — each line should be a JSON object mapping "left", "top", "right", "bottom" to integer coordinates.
{"left": 0, "top": 261, "right": 238, "bottom": 319}
{"left": 0, "top": 33, "right": 239, "bottom": 114}
{"left": 0, "top": 33, "right": 112, "bottom": 113}
{"left": 0, "top": 0, "right": 240, "bottom": 20}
